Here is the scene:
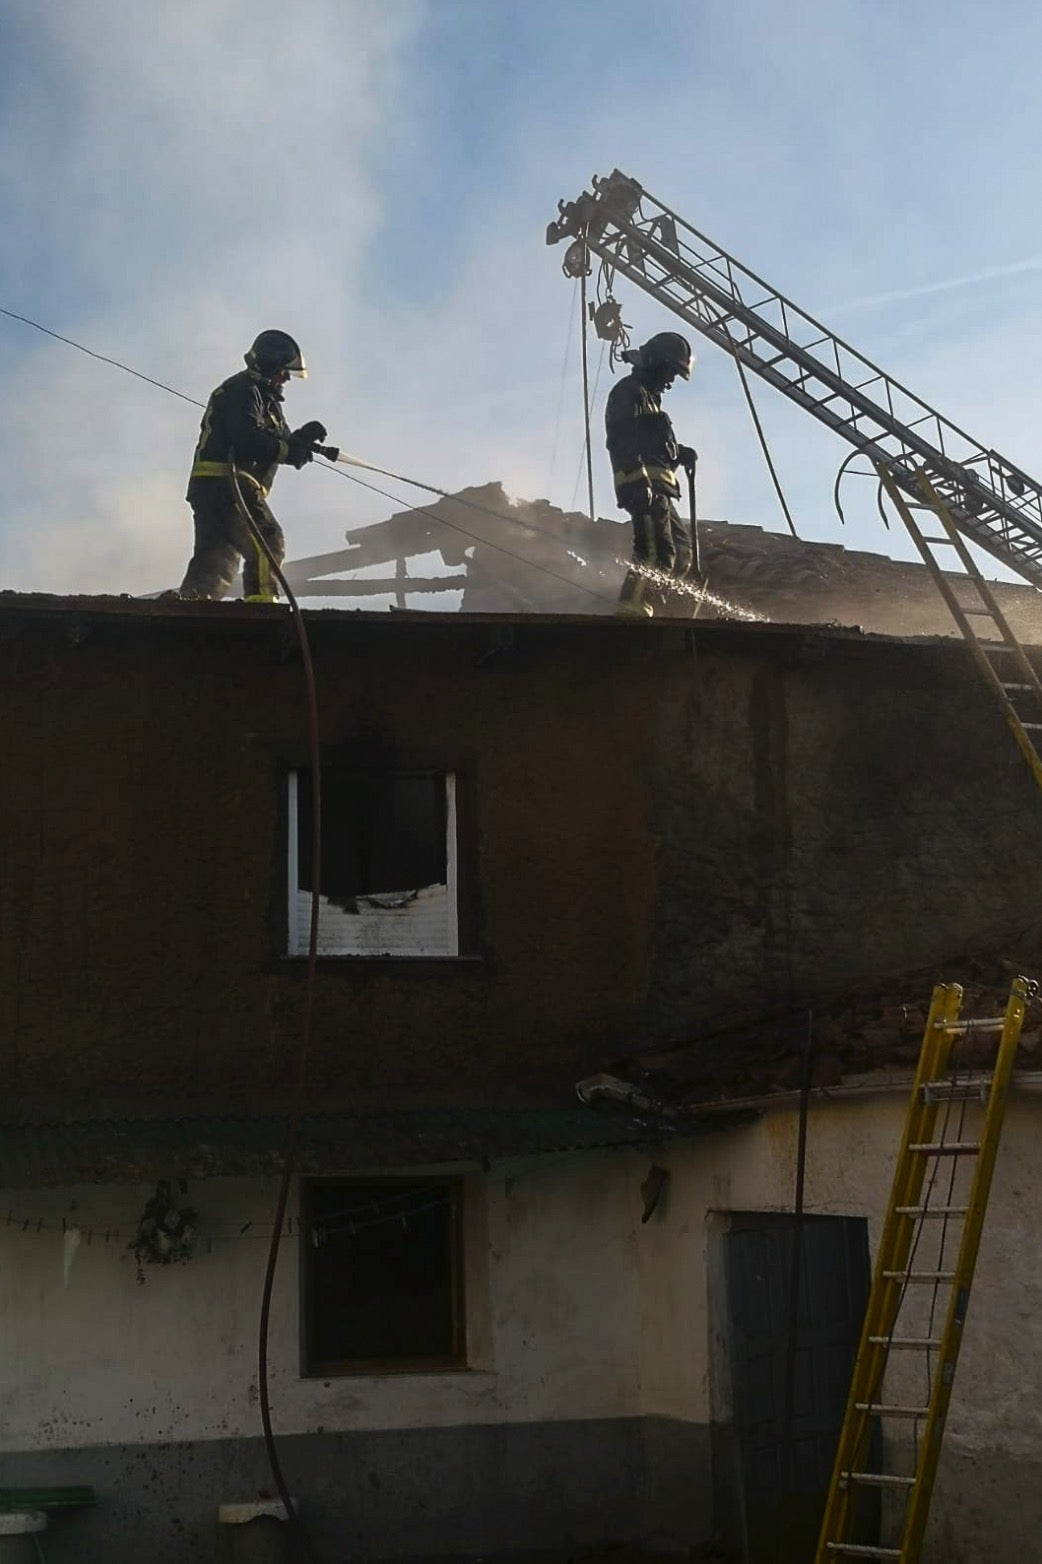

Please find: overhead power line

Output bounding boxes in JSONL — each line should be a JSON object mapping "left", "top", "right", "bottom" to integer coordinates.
{"left": 0, "top": 300, "right": 627, "bottom": 609}
{"left": 0, "top": 305, "right": 205, "bottom": 407}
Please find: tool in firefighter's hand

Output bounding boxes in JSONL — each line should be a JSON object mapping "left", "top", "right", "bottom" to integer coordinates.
{"left": 684, "top": 453, "right": 702, "bottom": 582}
{"left": 295, "top": 440, "right": 342, "bottom": 463}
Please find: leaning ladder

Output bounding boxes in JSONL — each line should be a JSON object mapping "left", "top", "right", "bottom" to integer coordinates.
{"left": 877, "top": 464, "right": 1042, "bottom": 800}
{"left": 814, "top": 975, "right": 1032, "bottom": 1563}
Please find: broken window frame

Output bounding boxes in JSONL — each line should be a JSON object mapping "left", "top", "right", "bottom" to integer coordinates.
{"left": 299, "top": 1175, "right": 467, "bottom": 1377}
{"left": 286, "top": 768, "right": 459, "bottom": 958}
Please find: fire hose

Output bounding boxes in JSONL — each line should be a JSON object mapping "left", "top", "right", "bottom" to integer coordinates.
{"left": 685, "top": 455, "right": 702, "bottom": 583}
{"left": 227, "top": 450, "right": 326, "bottom": 1564}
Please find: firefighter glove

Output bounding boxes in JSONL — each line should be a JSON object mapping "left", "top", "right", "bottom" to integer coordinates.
{"left": 293, "top": 420, "right": 328, "bottom": 445}
{"left": 286, "top": 437, "right": 314, "bottom": 469}
{"left": 677, "top": 445, "right": 698, "bottom": 473}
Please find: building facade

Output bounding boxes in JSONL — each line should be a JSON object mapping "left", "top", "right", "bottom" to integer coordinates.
{"left": 1, "top": 595, "right": 1040, "bottom": 1561}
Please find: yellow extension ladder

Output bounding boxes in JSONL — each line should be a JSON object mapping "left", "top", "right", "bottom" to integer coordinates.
{"left": 877, "top": 464, "right": 1042, "bottom": 800}
{"left": 814, "top": 975, "right": 1032, "bottom": 1563}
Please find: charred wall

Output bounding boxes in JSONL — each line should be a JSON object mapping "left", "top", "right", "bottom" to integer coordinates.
{"left": 2, "top": 602, "right": 1041, "bottom": 1110}
{"left": 644, "top": 628, "right": 1042, "bottom": 1042}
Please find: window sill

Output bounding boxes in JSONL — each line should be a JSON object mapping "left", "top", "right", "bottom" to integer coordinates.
{"left": 277, "top": 953, "right": 486, "bottom": 968}
{"left": 301, "top": 1364, "right": 495, "bottom": 1381}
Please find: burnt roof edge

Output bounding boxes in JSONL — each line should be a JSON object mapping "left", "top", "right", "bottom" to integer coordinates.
{"left": 0, "top": 590, "right": 1012, "bottom": 654}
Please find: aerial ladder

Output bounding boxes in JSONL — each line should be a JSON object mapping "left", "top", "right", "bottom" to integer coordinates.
{"left": 546, "top": 170, "right": 1042, "bottom": 797}
{"left": 547, "top": 176, "right": 1042, "bottom": 1562}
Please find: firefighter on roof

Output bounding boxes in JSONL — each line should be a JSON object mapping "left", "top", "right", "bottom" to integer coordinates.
{"left": 175, "top": 330, "right": 326, "bottom": 602}
{"left": 604, "top": 331, "right": 697, "bottom": 617}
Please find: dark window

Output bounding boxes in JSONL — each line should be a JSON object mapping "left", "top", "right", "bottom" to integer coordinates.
{"left": 301, "top": 1178, "right": 465, "bottom": 1375}
{"left": 297, "top": 770, "right": 447, "bottom": 901}
{"left": 288, "top": 769, "right": 458, "bottom": 956}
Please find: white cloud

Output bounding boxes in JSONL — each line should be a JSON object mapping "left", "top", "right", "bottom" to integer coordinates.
{"left": 0, "top": 0, "right": 419, "bottom": 593}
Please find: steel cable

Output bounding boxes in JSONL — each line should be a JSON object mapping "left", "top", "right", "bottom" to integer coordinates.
{"left": 546, "top": 278, "right": 579, "bottom": 496}
{"left": 693, "top": 298, "right": 801, "bottom": 541}
{"left": 580, "top": 240, "right": 596, "bottom": 524}
{"left": 0, "top": 304, "right": 205, "bottom": 406}
{"left": 730, "top": 353, "right": 800, "bottom": 540}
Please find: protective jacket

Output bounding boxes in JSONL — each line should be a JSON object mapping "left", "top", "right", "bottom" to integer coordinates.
{"left": 604, "top": 370, "right": 681, "bottom": 506}
{"left": 186, "top": 370, "right": 292, "bottom": 501}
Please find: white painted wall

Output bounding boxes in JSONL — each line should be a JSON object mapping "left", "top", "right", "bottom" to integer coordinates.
{"left": 0, "top": 1149, "right": 643, "bottom": 1452}
{"left": 3, "top": 1091, "right": 1040, "bottom": 1471}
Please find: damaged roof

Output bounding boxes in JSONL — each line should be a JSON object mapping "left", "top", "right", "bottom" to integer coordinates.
{"left": 281, "top": 485, "right": 1042, "bottom": 639}
{"left": 0, "top": 584, "right": 1030, "bottom": 652}
{"left": 5, "top": 486, "right": 1042, "bottom": 642}
{"left": 593, "top": 931, "right": 1042, "bottom": 1110}
{"left": 0, "top": 1106, "right": 647, "bottom": 1187}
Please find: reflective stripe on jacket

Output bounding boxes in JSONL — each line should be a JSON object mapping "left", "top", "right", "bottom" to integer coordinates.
{"left": 186, "top": 370, "right": 290, "bottom": 501}
{"left": 604, "top": 371, "right": 680, "bottom": 504}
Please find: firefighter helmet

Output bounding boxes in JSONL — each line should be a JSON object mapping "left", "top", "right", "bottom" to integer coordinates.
{"left": 638, "top": 332, "right": 693, "bottom": 380}
{"left": 245, "top": 330, "right": 307, "bottom": 380}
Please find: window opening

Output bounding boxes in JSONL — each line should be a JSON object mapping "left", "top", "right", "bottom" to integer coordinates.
{"left": 287, "top": 769, "right": 458, "bottom": 957}
{"left": 301, "top": 1177, "right": 465, "bottom": 1375}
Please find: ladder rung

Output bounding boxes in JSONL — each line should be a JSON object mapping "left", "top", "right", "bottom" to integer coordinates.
{"left": 842, "top": 1471, "right": 916, "bottom": 1488}
{"left": 883, "top": 1269, "right": 956, "bottom": 1282}
{"left": 908, "top": 1141, "right": 980, "bottom": 1154}
{"left": 921, "top": 1075, "right": 990, "bottom": 1103}
{"left": 868, "top": 1335, "right": 942, "bottom": 1348}
{"left": 855, "top": 1402, "right": 931, "bottom": 1418}
{"left": 895, "top": 1205, "right": 968, "bottom": 1218}
{"left": 936, "top": 1016, "right": 1005, "bottom": 1032}
{"left": 826, "top": 1546, "right": 902, "bottom": 1558}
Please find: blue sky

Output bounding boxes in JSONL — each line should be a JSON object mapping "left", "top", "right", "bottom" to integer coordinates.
{"left": 3, "top": 0, "right": 1042, "bottom": 596}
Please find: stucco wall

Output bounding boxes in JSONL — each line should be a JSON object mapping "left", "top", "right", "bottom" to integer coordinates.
{"left": 634, "top": 1088, "right": 1042, "bottom": 1563}
{"left": 2, "top": 1098, "right": 1039, "bottom": 1560}
{"left": 0, "top": 1154, "right": 643, "bottom": 1452}
{"left": 0, "top": 1150, "right": 707, "bottom": 1561}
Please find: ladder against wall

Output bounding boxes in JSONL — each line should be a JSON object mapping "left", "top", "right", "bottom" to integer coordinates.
{"left": 877, "top": 467, "right": 1042, "bottom": 802}
{"left": 814, "top": 974, "right": 1033, "bottom": 1563}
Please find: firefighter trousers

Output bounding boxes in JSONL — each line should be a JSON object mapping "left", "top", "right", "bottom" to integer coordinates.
{"left": 619, "top": 494, "right": 692, "bottom": 613}
{"left": 179, "top": 479, "right": 285, "bottom": 601}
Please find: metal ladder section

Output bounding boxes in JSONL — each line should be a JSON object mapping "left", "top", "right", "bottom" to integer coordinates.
{"left": 814, "top": 975, "right": 1032, "bottom": 1563}
{"left": 546, "top": 171, "right": 1042, "bottom": 588}
{"left": 876, "top": 464, "right": 1042, "bottom": 800}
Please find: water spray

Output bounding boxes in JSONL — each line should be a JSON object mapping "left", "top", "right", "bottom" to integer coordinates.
{"left": 316, "top": 444, "right": 452, "bottom": 502}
